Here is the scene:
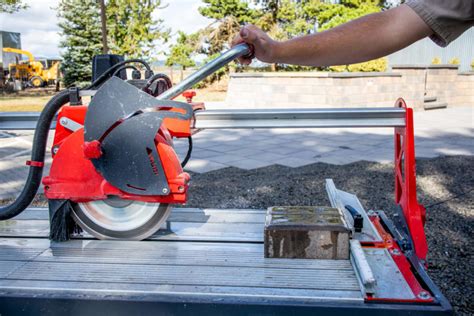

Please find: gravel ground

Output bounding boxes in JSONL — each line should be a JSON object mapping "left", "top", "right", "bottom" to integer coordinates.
{"left": 1, "top": 155, "right": 472, "bottom": 314}
{"left": 185, "top": 155, "right": 473, "bottom": 315}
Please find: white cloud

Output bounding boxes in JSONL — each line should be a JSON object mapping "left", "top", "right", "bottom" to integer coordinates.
{"left": 0, "top": 0, "right": 212, "bottom": 59}
{"left": 152, "top": 0, "right": 213, "bottom": 59}
{"left": 155, "top": 0, "right": 212, "bottom": 35}
{"left": 0, "top": 0, "right": 61, "bottom": 57}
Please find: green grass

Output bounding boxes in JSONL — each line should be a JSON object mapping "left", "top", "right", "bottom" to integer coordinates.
{"left": 0, "top": 95, "right": 52, "bottom": 112}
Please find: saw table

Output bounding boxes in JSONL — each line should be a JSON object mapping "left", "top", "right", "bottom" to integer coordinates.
{"left": 0, "top": 44, "right": 452, "bottom": 315}
{"left": 0, "top": 190, "right": 450, "bottom": 315}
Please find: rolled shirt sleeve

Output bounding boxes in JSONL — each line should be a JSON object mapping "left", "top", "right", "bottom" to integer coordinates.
{"left": 405, "top": 0, "right": 474, "bottom": 47}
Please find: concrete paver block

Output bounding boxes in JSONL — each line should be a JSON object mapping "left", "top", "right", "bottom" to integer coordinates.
{"left": 184, "top": 159, "right": 228, "bottom": 173}
{"left": 226, "top": 158, "right": 272, "bottom": 170}
{"left": 264, "top": 206, "right": 350, "bottom": 259}
{"left": 275, "top": 157, "right": 316, "bottom": 168}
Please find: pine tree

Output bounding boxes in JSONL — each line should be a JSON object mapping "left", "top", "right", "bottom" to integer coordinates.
{"left": 58, "top": 0, "right": 170, "bottom": 86}
{"left": 199, "top": 0, "right": 258, "bottom": 23}
{"left": 57, "top": 0, "right": 102, "bottom": 87}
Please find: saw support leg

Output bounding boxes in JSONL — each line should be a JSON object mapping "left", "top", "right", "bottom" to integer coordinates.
{"left": 394, "top": 98, "right": 428, "bottom": 261}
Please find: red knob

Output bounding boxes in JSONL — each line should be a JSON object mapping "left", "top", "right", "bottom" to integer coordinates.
{"left": 182, "top": 90, "right": 196, "bottom": 103}
{"left": 83, "top": 140, "right": 102, "bottom": 159}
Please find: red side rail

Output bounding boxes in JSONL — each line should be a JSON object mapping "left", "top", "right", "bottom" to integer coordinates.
{"left": 394, "top": 98, "right": 428, "bottom": 261}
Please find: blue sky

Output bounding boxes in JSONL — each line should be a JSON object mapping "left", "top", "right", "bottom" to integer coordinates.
{"left": 0, "top": 0, "right": 212, "bottom": 58}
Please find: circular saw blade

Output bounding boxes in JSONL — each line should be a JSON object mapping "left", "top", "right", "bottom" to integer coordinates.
{"left": 71, "top": 197, "right": 171, "bottom": 240}
{"left": 83, "top": 77, "right": 193, "bottom": 196}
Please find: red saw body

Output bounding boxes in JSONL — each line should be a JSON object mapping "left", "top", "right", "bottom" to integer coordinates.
{"left": 43, "top": 106, "right": 190, "bottom": 204}
{"left": 40, "top": 78, "right": 203, "bottom": 240}
{"left": 43, "top": 105, "right": 191, "bottom": 204}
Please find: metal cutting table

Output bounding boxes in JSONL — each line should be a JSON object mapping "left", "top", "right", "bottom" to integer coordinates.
{"left": 0, "top": 180, "right": 451, "bottom": 315}
{"left": 0, "top": 43, "right": 453, "bottom": 315}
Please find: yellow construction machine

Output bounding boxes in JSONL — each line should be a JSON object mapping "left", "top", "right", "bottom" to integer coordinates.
{"left": 2, "top": 47, "right": 60, "bottom": 88}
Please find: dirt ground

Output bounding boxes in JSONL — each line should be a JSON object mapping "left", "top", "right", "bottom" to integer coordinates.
{"left": 1, "top": 155, "right": 472, "bottom": 314}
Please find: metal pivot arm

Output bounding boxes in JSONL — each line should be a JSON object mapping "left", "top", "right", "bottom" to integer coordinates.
{"left": 157, "top": 44, "right": 252, "bottom": 101}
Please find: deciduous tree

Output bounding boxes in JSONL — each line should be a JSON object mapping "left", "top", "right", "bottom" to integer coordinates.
{"left": 166, "top": 31, "right": 199, "bottom": 70}
{"left": 199, "top": 0, "right": 261, "bottom": 54}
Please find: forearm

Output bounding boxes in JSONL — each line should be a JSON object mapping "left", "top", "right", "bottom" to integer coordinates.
{"left": 272, "top": 4, "right": 433, "bottom": 67}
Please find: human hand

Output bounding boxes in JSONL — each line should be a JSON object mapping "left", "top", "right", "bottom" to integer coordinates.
{"left": 231, "top": 24, "right": 278, "bottom": 65}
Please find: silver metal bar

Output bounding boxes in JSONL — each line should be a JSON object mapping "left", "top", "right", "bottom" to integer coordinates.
{"left": 350, "top": 240, "right": 376, "bottom": 295}
{"left": 0, "top": 112, "right": 56, "bottom": 130}
{"left": 364, "top": 248, "right": 417, "bottom": 299}
{"left": 58, "top": 117, "right": 83, "bottom": 132}
{"left": 80, "top": 45, "right": 250, "bottom": 100}
{"left": 0, "top": 107, "right": 405, "bottom": 130}
{"left": 194, "top": 108, "right": 406, "bottom": 129}
{"left": 79, "top": 90, "right": 96, "bottom": 96}
{"left": 157, "top": 43, "right": 251, "bottom": 100}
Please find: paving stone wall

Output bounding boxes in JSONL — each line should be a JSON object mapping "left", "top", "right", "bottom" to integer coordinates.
{"left": 389, "top": 66, "right": 426, "bottom": 109}
{"left": 425, "top": 66, "right": 458, "bottom": 104}
{"left": 452, "top": 72, "right": 474, "bottom": 107}
{"left": 225, "top": 66, "right": 474, "bottom": 110}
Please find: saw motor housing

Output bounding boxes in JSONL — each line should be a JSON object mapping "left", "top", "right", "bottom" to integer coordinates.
{"left": 43, "top": 78, "right": 193, "bottom": 205}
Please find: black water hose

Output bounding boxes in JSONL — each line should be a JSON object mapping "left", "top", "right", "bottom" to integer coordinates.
{"left": 142, "top": 74, "right": 193, "bottom": 167}
{"left": 0, "top": 90, "right": 70, "bottom": 220}
{"left": 180, "top": 136, "right": 192, "bottom": 168}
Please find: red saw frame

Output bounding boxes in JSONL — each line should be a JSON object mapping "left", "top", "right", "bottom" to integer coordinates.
{"left": 394, "top": 98, "right": 428, "bottom": 261}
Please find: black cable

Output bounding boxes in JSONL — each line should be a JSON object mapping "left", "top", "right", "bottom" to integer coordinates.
{"left": 0, "top": 90, "right": 70, "bottom": 220}
{"left": 143, "top": 73, "right": 172, "bottom": 91}
{"left": 180, "top": 136, "right": 193, "bottom": 168}
{"left": 142, "top": 73, "right": 172, "bottom": 97}
{"left": 112, "top": 65, "right": 138, "bottom": 78}
{"left": 424, "top": 188, "right": 473, "bottom": 209}
{"left": 87, "top": 58, "right": 151, "bottom": 89}
{"left": 139, "top": 73, "right": 192, "bottom": 168}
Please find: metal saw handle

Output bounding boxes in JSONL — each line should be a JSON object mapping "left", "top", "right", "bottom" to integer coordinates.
{"left": 157, "top": 43, "right": 253, "bottom": 101}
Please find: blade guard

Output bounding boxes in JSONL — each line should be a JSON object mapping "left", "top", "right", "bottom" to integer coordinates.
{"left": 84, "top": 77, "right": 192, "bottom": 196}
